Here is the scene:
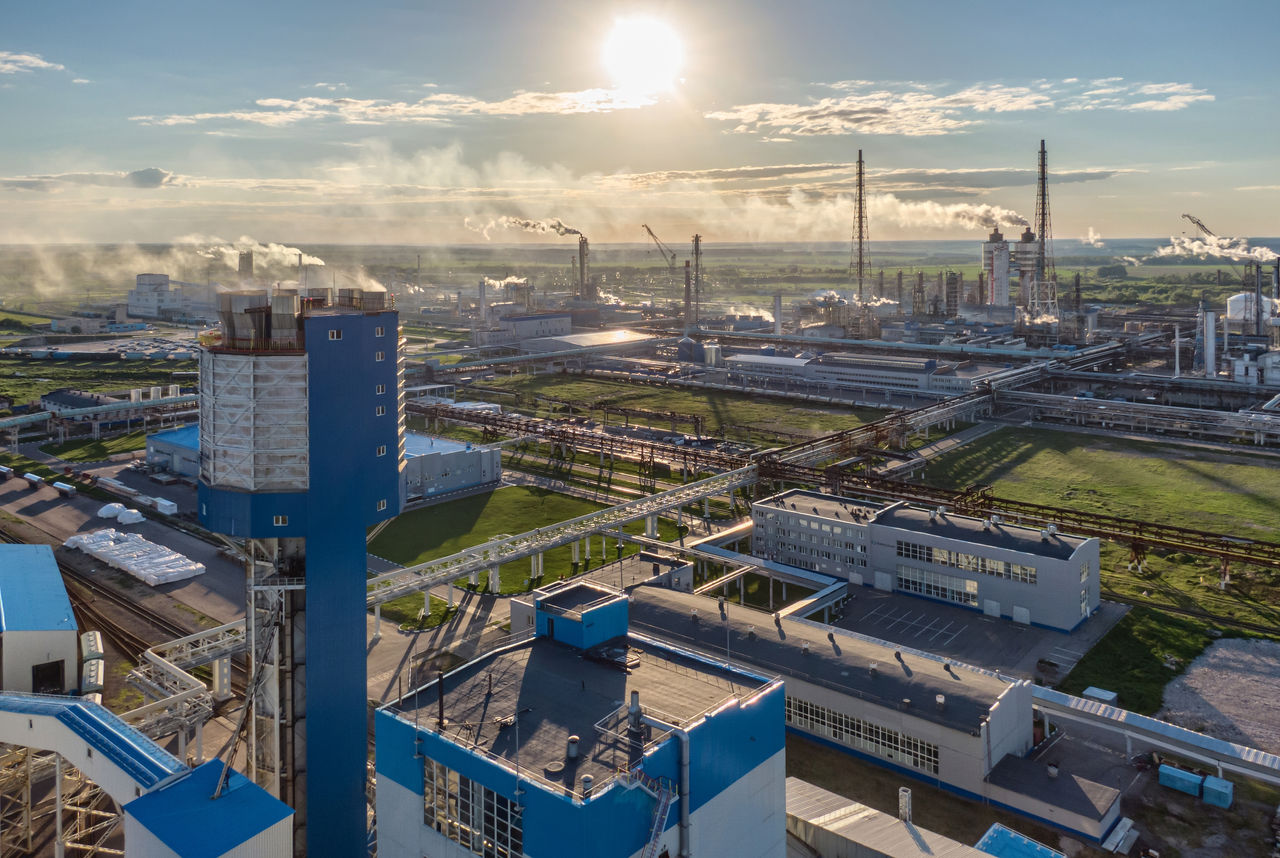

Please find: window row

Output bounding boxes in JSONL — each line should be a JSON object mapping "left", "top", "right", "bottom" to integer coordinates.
{"left": 895, "top": 541, "right": 1036, "bottom": 585}
{"left": 328, "top": 326, "right": 389, "bottom": 340}
{"left": 424, "top": 759, "right": 523, "bottom": 858}
{"left": 785, "top": 696, "right": 939, "bottom": 775}
{"left": 896, "top": 564, "right": 978, "bottom": 607}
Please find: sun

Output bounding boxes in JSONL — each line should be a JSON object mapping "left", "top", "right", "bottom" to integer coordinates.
{"left": 601, "top": 17, "right": 684, "bottom": 96}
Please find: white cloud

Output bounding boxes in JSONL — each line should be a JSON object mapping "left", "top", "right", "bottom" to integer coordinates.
{"left": 708, "top": 78, "right": 1214, "bottom": 137}
{"left": 0, "top": 51, "right": 64, "bottom": 74}
{"left": 72, "top": 78, "right": 91, "bottom": 85}
{"left": 132, "top": 87, "right": 659, "bottom": 127}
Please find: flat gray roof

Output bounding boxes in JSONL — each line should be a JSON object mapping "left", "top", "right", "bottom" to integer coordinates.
{"left": 874, "top": 506, "right": 1086, "bottom": 561}
{"left": 394, "top": 635, "right": 768, "bottom": 796}
{"left": 628, "top": 587, "right": 1010, "bottom": 734}
{"left": 757, "top": 489, "right": 882, "bottom": 524}
{"left": 786, "top": 777, "right": 987, "bottom": 858}
{"left": 987, "top": 754, "right": 1119, "bottom": 822}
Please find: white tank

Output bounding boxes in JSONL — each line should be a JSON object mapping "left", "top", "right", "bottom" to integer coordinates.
{"left": 1225, "top": 292, "right": 1278, "bottom": 322}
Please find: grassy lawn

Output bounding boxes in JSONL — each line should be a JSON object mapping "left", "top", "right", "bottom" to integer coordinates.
{"left": 369, "top": 486, "right": 679, "bottom": 616}
{"left": 920, "top": 427, "right": 1280, "bottom": 630}
{"left": 40, "top": 430, "right": 147, "bottom": 462}
{"left": 920, "top": 427, "right": 1280, "bottom": 541}
{"left": 0, "top": 357, "right": 197, "bottom": 406}
{"left": 471, "top": 373, "right": 883, "bottom": 442}
{"left": 1057, "top": 607, "right": 1221, "bottom": 714}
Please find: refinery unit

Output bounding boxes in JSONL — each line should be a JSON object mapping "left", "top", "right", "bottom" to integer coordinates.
{"left": 0, "top": 143, "right": 1278, "bottom": 858}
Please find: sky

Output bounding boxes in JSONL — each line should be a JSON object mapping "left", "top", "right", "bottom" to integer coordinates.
{"left": 2, "top": 0, "right": 1278, "bottom": 248}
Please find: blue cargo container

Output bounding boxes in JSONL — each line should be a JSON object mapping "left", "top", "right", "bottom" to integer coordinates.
{"left": 1158, "top": 764, "right": 1204, "bottom": 797}
{"left": 1201, "top": 775, "right": 1233, "bottom": 808}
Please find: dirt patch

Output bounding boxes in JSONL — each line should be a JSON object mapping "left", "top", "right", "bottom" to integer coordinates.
{"left": 1158, "top": 637, "right": 1280, "bottom": 754}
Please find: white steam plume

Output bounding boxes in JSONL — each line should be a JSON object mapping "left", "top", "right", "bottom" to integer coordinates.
{"left": 871, "top": 193, "right": 1027, "bottom": 231}
{"left": 465, "top": 216, "right": 583, "bottom": 240}
{"left": 483, "top": 275, "right": 528, "bottom": 288}
{"left": 1082, "top": 226, "right": 1105, "bottom": 248}
{"left": 1151, "top": 233, "right": 1277, "bottom": 263}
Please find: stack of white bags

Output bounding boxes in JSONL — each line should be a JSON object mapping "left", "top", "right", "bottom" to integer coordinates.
{"left": 64, "top": 528, "right": 206, "bottom": 586}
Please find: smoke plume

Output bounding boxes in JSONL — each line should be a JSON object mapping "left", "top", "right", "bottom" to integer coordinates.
{"left": 482, "top": 275, "right": 528, "bottom": 288}
{"left": 499, "top": 216, "right": 582, "bottom": 236}
{"left": 871, "top": 194, "right": 1027, "bottom": 231}
{"left": 1082, "top": 226, "right": 1105, "bottom": 248}
{"left": 1151, "top": 233, "right": 1277, "bottom": 263}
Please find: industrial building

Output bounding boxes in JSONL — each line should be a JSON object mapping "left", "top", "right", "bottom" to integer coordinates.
{"left": 473, "top": 311, "right": 572, "bottom": 347}
{"left": 198, "top": 285, "right": 404, "bottom": 856}
{"left": 376, "top": 579, "right": 788, "bottom": 858}
{"left": 628, "top": 586, "right": 1122, "bottom": 842}
{"left": 402, "top": 432, "right": 501, "bottom": 502}
{"left": 726, "top": 352, "right": 1015, "bottom": 397}
{"left": 751, "top": 490, "right": 1100, "bottom": 632}
{"left": 0, "top": 544, "right": 78, "bottom": 694}
{"left": 146, "top": 424, "right": 200, "bottom": 477}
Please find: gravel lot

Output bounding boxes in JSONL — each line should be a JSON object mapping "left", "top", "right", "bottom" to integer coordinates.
{"left": 1158, "top": 637, "right": 1280, "bottom": 753}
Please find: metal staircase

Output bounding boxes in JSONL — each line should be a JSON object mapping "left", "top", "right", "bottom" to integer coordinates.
{"left": 618, "top": 768, "right": 676, "bottom": 858}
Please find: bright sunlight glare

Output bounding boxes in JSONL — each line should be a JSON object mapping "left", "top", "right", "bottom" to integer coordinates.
{"left": 601, "top": 17, "right": 684, "bottom": 96}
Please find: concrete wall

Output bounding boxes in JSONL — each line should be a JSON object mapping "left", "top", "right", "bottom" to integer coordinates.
{"left": 402, "top": 444, "right": 500, "bottom": 502}
{"left": 123, "top": 816, "right": 293, "bottom": 858}
{"left": 146, "top": 438, "right": 199, "bottom": 477}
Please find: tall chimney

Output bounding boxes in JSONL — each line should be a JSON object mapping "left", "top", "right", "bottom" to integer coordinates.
{"left": 684, "top": 261, "right": 693, "bottom": 332}
{"left": 773, "top": 294, "right": 783, "bottom": 336}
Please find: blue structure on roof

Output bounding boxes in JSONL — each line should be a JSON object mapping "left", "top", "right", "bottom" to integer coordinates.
{"left": 0, "top": 544, "right": 74, "bottom": 634}
{"left": 198, "top": 290, "right": 403, "bottom": 856}
{"left": 124, "top": 760, "right": 294, "bottom": 857}
{"left": 976, "top": 823, "right": 1066, "bottom": 858}
{"left": 375, "top": 580, "right": 788, "bottom": 858}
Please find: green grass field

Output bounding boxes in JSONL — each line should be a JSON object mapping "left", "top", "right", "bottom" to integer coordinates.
{"left": 39, "top": 431, "right": 147, "bottom": 462}
{"left": 0, "top": 357, "right": 197, "bottom": 406}
{"left": 472, "top": 373, "right": 881, "bottom": 442}
{"left": 369, "top": 486, "right": 679, "bottom": 624}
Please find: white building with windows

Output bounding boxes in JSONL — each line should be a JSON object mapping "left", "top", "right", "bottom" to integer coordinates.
{"left": 752, "top": 490, "right": 1100, "bottom": 633}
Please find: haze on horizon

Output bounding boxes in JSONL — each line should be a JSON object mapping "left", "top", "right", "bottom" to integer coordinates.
{"left": 2, "top": 0, "right": 1277, "bottom": 249}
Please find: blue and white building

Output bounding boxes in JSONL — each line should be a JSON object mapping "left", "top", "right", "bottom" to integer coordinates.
{"left": 0, "top": 544, "right": 78, "bottom": 694}
{"left": 375, "top": 579, "right": 787, "bottom": 858}
{"left": 198, "top": 286, "right": 404, "bottom": 856}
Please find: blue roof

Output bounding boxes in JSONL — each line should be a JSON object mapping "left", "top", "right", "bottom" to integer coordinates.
{"left": 124, "top": 760, "right": 293, "bottom": 857}
{"left": 976, "top": 823, "right": 1065, "bottom": 858}
{"left": 0, "top": 545, "right": 75, "bottom": 633}
{"left": 147, "top": 424, "right": 199, "bottom": 452}
{"left": 404, "top": 432, "right": 471, "bottom": 457}
{"left": 0, "top": 694, "right": 185, "bottom": 788}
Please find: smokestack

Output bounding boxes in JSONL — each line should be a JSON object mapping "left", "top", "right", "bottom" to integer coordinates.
{"left": 1205, "top": 311, "right": 1217, "bottom": 377}
{"left": 684, "top": 261, "right": 693, "bottom": 332}
{"left": 773, "top": 294, "right": 782, "bottom": 336}
{"left": 578, "top": 235, "right": 589, "bottom": 301}
{"left": 238, "top": 251, "right": 254, "bottom": 282}
{"left": 478, "top": 278, "right": 487, "bottom": 324}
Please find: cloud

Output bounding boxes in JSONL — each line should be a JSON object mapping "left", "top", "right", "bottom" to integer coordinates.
{"left": 313, "top": 82, "right": 347, "bottom": 92}
{"left": 1, "top": 168, "right": 178, "bottom": 192}
{"left": 72, "top": 78, "right": 91, "bottom": 85}
{"left": 132, "top": 87, "right": 659, "bottom": 127}
{"left": 0, "top": 51, "right": 64, "bottom": 74}
{"left": 710, "top": 78, "right": 1214, "bottom": 136}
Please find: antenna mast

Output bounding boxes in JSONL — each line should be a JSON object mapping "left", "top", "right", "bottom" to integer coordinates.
{"left": 850, "top": 149, "right": 871, "bottom": 301}
{"left": 1030, "top": 140, "right": 1058, "bottom": 317}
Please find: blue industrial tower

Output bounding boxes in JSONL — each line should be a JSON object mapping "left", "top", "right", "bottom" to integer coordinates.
{"left": 198, "top": 287, "right": 403, "bottom": 857}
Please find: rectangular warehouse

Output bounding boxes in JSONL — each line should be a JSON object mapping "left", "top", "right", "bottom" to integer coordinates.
{"left": 0, "top": 544, "right": 78, "bottom": 694}
{"left": 401, "top": 432, "right": 500, "bottom": 502}
{"left": 145, "top": 424, "right": 200, "bottom": 477}
{"left": 752, "top": 490, "right": 1101, "bottom": 632}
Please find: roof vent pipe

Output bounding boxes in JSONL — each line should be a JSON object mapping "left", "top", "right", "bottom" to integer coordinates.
{"left": 582, "top": 774, "right": 594, "bottom": 796}
{"left": 936, "top": 694, "right": 946, "bottom": 711}
{"left": 628, "top": 692, "right": 642, "bottom": 732}
{"left": 1040, "top": 529, "right": 1050, "bottom": 541}
{"left": 567, "top": 735, "right": 580, "bottom": 760}
{"left": 1047, "top": 523, "right": 1058, "bottom": 536}
{"left": 898, "top": 787, "right": 912, "bottom": 823}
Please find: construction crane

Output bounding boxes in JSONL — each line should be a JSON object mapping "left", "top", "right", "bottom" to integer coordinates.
{"left": 642, "top": 224, "right": 679, "bottom": 295}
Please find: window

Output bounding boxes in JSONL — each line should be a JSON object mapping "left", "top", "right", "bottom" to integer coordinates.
{"left": 374, "top": 325, "right": 385, "bottom": 337}
{"left": 375, "top": 384, "right": 386, "bottom": 395}
{"left": 374, "top": 350, "right": 385, "bottom": 362}
{"left": 376, "top": 445, "right": 387, "bottom": 457}
{"left": 1080, "top": 560, "right": 1090, "bottom": 582}
{"left": 328, "top": 329, "right": 342, "bottom": 340}
{"left": 273, "top": 515, "right": 289, "bottom": 527}
{"left": 895, "top": 564, "right": 978, "bottom": 607}
{"left": 375, "top": 405, "right": 386, "bottom": 417}
{"left": 424, "top": 759, "right": 523, "bottom": 858}
{"left": 784, "top": 696, "right": 938, "bottom": 775}
{"left": 377, "top": 499, "right": 388, "bottom": 512}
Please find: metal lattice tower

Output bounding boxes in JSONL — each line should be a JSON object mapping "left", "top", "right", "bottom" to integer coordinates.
{"left": 849, "top": 150, "right": 871, "bottom": 301}
{"left": 1031, "top": 140, "right": 1058, "bottom": 317}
